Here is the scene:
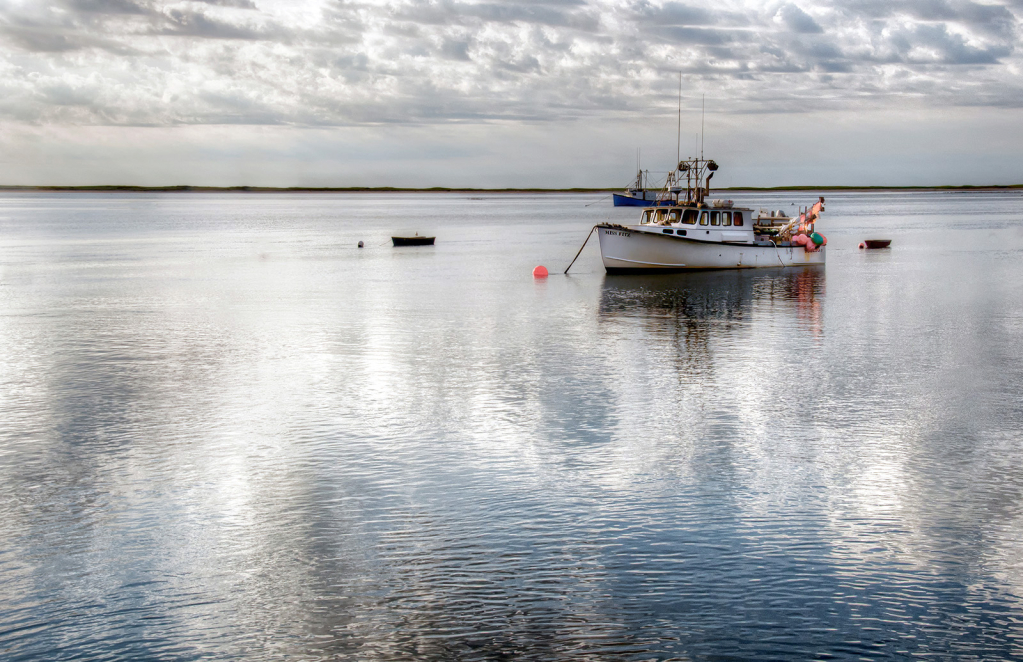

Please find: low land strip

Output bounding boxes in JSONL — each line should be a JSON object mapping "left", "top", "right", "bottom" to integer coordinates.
{"left": 1, "top": 185, "right": 1021, "bottom": 193}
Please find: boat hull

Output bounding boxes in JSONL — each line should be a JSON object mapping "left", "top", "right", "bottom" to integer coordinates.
{"left": 612, "top": 193, "right": 673, "bottom": 207}
{"left": 391, "top": 236, "right": 435, "bottom": 246}
{"left": 596, "top": 226, "right": 825, "bottom": 272}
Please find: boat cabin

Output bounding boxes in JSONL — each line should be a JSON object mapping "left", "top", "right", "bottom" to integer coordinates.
{"left": 640, "top": 206, "right": 748, "bottom": 228}
{"left": 627, "top": 157, "right": 822, "bottom": 248}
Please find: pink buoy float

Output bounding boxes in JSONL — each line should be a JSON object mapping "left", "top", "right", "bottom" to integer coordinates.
{"left": 533, "top": 265, "right": 548, "bottom": 278}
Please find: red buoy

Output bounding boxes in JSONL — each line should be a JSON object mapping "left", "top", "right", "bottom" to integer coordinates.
{"left": 533, "top": 265, "right": 548, "bottom": 278}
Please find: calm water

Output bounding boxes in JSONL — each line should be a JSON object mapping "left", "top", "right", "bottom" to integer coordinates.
{"left": 1, "top": 190, "right": 1023, "bottom": 660}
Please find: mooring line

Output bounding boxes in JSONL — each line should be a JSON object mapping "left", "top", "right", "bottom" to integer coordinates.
{"left": 774, "top": 243, "right": 786, "bottom": 267}
{"left": 564, "top": 225, "right": 598, "bottom": 274}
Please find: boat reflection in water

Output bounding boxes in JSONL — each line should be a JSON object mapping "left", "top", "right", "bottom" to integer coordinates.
{"left": 598, "top": 266, "right": 825, "bottom": 369}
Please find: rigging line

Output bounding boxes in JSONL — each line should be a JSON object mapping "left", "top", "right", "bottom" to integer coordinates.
{"left": 585, "top": 195, "right": 611, "bottom": 207}
{"left": 564, "top": 225, "right": 598, "bottom": 274}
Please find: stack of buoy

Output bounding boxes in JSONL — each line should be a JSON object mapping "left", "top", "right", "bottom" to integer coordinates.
{"left": 791, "top": 232, "right": 827, "bottom": 252}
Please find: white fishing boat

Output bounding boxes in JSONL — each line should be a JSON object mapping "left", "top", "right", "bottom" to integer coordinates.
{"left": 593, "top": 157, "right": 827, "bottom": 273}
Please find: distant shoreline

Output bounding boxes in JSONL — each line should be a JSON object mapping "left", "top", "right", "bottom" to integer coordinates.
{"left": 0, "top": 185, "right": 1021, "bottom": 193}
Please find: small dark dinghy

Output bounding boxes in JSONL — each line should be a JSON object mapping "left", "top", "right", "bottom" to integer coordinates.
{"left": 863, "top": 239, "right": 892, "bottom": 249}
{"left": 391, "top": 233, "right": 435, "bottom": 246}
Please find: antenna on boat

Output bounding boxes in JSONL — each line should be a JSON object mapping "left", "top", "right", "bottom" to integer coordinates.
{"left": 701, "top": 94, "right": 705, "bottom": 161}
{"left": 676, "top": 71, "right": 682, "bottom": 166}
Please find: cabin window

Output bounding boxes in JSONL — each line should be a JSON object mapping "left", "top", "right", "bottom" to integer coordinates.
{"left": 722, "top": 212, "right": 732, "bottom": 226}
{"left": 642, "top": 210, "right": 653, "bottom": 223}
{"left": 682, "top": 209, "right": 698, "bottom": 225}
{"left": 699, "top": 211, "right": 709, "bottom": 225}
{"left": 667, "top": 210, "right": 681, "bottom": 223}
{"left": 733, "top": 211, "right": 743, "bottom": 226}
{"left": 711, "top": 211, "right": 720, "bottom": 226}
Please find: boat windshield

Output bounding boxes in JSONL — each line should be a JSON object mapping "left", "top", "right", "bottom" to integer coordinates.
{"left": 682, "top": 209, "right": 698, "bottom": 225}
{"left": 667, "top": 209, "right": 681, "bottom": 224}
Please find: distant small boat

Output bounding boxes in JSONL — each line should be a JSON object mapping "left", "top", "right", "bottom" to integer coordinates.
{"left": 863, "top": 239, "right": 891, "bottom": 249}
{"left": 392, "top": 234, "right": 435, "bottom": 246}
{"left": 612, "top": 193, "right": 674, "bottom": 207}
{"left": 613, "top": 169, "right": 674, "bottom": 207}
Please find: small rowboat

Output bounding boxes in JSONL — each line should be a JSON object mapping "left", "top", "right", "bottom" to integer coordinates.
{"left": 391, "top": 235, "right": 435, "bottom": 246}
{"left": 863, "top": 239, "right": 891, "bottom": 249}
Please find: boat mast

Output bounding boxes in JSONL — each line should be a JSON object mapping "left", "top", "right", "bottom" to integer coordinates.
{"left": 697, "top": 96, "right": 712, "bottom": 204}
{"left": 656, "top": 90, "right": 719, "bottom": 206}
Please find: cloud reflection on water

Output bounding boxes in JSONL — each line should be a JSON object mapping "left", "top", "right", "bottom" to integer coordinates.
{"left": 2, "top": 192, "right": 1023, "bottom": 659}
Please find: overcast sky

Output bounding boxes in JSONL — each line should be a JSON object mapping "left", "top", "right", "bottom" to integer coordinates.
{"left": 1, "top": 0, "right": 1021, "bottom": 187}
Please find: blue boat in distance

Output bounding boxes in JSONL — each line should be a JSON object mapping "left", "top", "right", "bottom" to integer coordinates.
{"left": 612, "top": 169, "right": 674, "bottom": 207}
{"left": 612, "top": 192, "right": 673, "bottom": 207}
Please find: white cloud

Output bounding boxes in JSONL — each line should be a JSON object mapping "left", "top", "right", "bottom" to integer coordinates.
{"left": 0, "top": 0, "right": 1019, "bottom": 127}
{"left": 0, "top": 0, "right": 1020, "bottom": 184}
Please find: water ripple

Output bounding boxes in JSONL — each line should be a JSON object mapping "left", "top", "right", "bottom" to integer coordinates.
{"left": 1, "top": 191, "right": 1023, "bottom": 659}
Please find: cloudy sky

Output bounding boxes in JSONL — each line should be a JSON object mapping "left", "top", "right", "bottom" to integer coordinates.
{"left": 1, "top": 0, "right": 1021, "bottom": 187}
